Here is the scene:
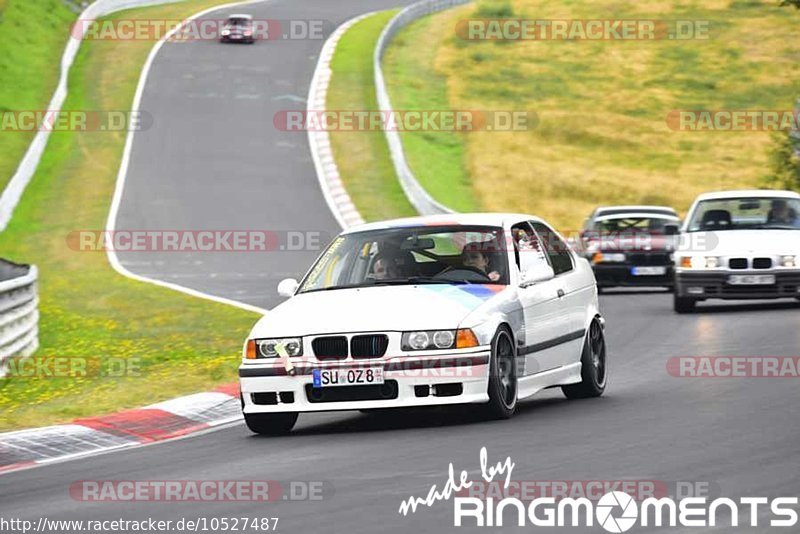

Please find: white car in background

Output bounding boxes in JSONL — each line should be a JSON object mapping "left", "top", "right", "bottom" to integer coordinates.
{"left": 673, "top": 190, "right": 800, "bottom": 313}
{"left": 239, "top": 214, "right": 606, "bottom": 434}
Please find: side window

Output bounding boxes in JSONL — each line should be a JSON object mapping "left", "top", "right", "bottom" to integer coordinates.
{"left": 531, "top": 222, "right": 574, "bottom": 275}
{"left": 511, "top": 222, "right": 549, "bottom": 272}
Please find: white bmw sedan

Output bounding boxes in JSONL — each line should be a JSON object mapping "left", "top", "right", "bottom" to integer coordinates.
{"left": 239, "top": 214, "right": 606, "bottom": 434}
{"left": 674, "top": 190, "right": 800, "bottom": 313}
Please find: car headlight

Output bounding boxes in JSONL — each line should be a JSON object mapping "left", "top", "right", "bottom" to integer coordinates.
{"left": 679, "top": 256, "right": 720, "bottom": 269}
{"left": 245, "top": 337, "right": 302, "bottom": 359}
{"left": 402, "top": 329, "right": 477, "bottom": 351}
{"left": 781, "top": 255, "right": 797, "bottom": 268}
{"left": 221, "top": 29, "right": 231, "bottom": 36}
{"left": 592, "top": 252, "right": 625, "bottom": 264}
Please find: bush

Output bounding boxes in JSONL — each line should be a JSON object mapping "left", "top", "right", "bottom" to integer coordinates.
{"left": 763, "top": 129, "right": 800, "bottom": 191}
{"left": 475, "top": 0, "right": 514, "bottom": 18}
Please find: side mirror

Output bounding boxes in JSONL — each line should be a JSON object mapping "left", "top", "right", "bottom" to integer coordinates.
{"left": 520, "top": 264, "right": 555, "bottom": 288}
{"left": 277, "top": 278, "right": 299, "bottom": 298}
{"left": 664, "top": 224, "right": 680, "bottom": 235}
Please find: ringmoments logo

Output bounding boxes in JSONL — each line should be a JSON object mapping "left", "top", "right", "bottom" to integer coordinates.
{"left": 397, "top": 448, "right": 800, "bottom": 531}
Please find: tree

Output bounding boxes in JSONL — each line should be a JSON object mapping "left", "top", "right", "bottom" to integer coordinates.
{"left": 763, "top": 130, "right": 800, "bottom": 191}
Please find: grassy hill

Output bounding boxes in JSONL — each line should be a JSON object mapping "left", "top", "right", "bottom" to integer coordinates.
{"left": 0, "top": 0, "right": 258, "bottom": 431}
{"left": 383, "top": 0, "right": 800, "bottom": 230}
{"left": 0, "top": 0, "right": 77, "bottom": 191}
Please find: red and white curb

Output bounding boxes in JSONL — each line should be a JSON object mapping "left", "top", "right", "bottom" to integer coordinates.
{"left": 0, "top": 383, "right": 241, "bottom": 474}
{"left": 307, "top": 13, "right": 373, "bottom": 230}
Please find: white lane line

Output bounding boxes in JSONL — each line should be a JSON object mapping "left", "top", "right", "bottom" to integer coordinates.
{"left": 105, "top": 0, "right": 270, "bottom": 316}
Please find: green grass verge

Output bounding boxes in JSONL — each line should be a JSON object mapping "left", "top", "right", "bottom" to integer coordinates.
{"left": 327, "top": 11, "right": 417, "bottom": 222}
{"left": 0, "top": 0, "right": 258, "bottom": 432}
{"left": 0, "top": 0, "right": 77, "bottom": 192}
{"left": 382, "top": 12, "right": 478, "bottom": 212}
{"left": 382, "top": 0, "right": 800, "bottom": 230}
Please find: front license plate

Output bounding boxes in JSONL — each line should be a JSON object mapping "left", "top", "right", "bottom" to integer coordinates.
{"left": 312, "top": 367, "right": 384, "bottom": 388}
{"left": 632, "top": 266, "right": 667, "bottom": 276}
{"left": 728, "top": 274, "right": 776, "bottom": 285}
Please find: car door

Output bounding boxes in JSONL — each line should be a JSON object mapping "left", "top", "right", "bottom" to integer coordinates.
{"left": 512, "top": 222, "right": 571, "bottom": 375}
{"left": 530, "top": 221, "right": 590, "bottom": 367}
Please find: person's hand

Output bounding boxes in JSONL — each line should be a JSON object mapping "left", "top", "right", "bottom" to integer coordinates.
{"left": 488, "top": 271, "right": 500, "bottom": 282}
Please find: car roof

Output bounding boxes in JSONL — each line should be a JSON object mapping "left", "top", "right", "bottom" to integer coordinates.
{"left": 693, "top": 189, "right": 800, "bottom": 201}
{"left": 593, "top": 205, "right": 678, "bottom": 217}
{"left": 341, "top": 213, "right": 547, "bottom": 234}
{"left": 228, "top": 14, "right": 253, "bottom": 19}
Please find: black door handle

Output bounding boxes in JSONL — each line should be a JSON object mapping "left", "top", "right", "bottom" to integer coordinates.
{"left": 557, "top": 289, "right": 565, "bottom": 298}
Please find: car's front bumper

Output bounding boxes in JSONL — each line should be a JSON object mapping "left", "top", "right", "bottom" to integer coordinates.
{"left": 592, "top": 263, "right": 674, "bottom": 288}
{"left": 220, "top": 35, "right": 253, "bottom": 42}
{"left": 675, "top": 270, "right": 800, "bottom": 299}
{"left": 239, "top": 349, "right": 491, "bottom": 413}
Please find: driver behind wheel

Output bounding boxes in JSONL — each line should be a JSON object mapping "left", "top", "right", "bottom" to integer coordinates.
{"left": 462, "top": 243, "right": 501, "bottom": 282}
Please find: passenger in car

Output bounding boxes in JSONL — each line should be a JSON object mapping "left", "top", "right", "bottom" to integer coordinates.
{"left": 767, "top": 199, "right": 799, "bottom": 225}
{"left": 461, "top": 244, "right": 501, "bottom": 282}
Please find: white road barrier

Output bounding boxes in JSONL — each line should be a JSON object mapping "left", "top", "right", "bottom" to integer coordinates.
{"left": 374, "top": 0, "right": 471, "bottom": 216}
{"left": 0, "top": 0, "right": 191, "bottom": 232}
{"left": 0, "top": 261, "right": 39, "bottom": 373}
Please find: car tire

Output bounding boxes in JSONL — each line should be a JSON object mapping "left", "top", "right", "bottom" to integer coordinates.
{"left": 562, "top": 318, "right": 607, "bottom": 399}
{"left": 244, "top": 412, "right": 298, "bottom": 435}
{"left": 673, "top": 294, "right": 696, "bottom": 313}
{"left": 484, "top": 327, "right": 517, "bottom": 420}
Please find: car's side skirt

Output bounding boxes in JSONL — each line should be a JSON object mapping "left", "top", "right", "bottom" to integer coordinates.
{"left": 517, "top": 362, "right": 582, "bottom": 401}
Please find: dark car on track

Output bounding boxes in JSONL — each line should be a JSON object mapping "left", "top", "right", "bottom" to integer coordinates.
{"left": 579, "top": 206, "right": 681, "bottom": 291}
{"left": 220, "top": 14, "right": 255, "bottom": 44}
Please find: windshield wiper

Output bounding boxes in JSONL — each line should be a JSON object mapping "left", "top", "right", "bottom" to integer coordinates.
{"left": 373, "top": 276, "right": 470, "bottom": 286}
{"left": 300, "top": 284, "right": 366, "bottom": 294}
{"left": 299, "top": 277, "right": 469, "bottom": 294}
{"left": 750, "top": 224, "right": 800, "bottom": 230}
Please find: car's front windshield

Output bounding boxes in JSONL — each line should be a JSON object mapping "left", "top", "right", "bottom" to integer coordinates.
{"left": 686, "top": 197, "right": 800, "bottom": 232}
{"left": 298, "top": 225, "right": 510, "bottom": 293}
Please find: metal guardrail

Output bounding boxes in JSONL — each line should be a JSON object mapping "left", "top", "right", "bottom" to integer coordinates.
{"left": 0, "top": 260, "right": 39, "bottom": 373}
{"left": 374, "top": 0, "right": 472, "bottom": 216}
{"left": 0, "top": 0, "right": 191, "bottom": 232}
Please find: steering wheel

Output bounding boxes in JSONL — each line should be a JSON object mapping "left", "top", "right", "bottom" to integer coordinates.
{"left": 434, "top": 266, "right": 491, "bottom": 283}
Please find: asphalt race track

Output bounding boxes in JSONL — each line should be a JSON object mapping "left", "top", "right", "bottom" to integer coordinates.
{"left": 114, "top": 0, "right": 412, "bottom": 309}
{"left": 2, "top": 0, "right": 800, "bottom": 532}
